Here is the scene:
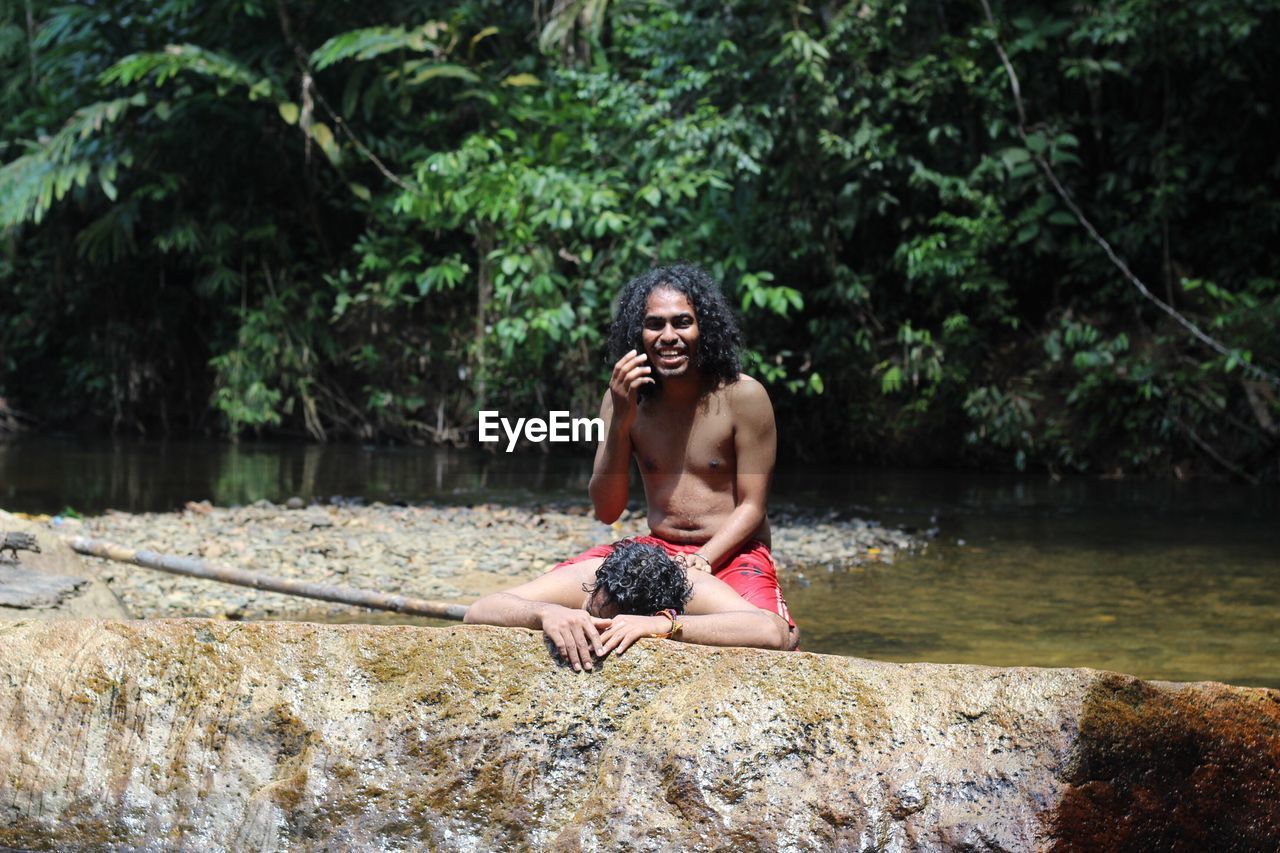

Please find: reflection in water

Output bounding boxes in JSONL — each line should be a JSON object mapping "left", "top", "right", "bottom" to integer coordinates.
{"left": 0, "top": 436, "right": 596, "bottom": 513}
{"left": 2, "top": 435, "right": 1277, "bottom": 687}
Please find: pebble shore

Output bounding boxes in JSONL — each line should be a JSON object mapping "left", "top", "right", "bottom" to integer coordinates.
{"left": 65, "top": 500, "right": 925, "bottom": 621}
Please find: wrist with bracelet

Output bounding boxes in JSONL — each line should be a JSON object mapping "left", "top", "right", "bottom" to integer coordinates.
{"left": 688, "top": 552, "right": 713, "bottom": 572}
{"left": 651, "top": 608, "right": 683, "bottom": 640}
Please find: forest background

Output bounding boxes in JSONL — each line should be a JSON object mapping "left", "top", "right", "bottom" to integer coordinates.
{"left": 2, "top": 0, "right": 1278, "bottom": 481}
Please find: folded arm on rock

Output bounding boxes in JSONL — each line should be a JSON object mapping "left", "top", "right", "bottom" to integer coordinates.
{"left": 465, "top": 569, "right": 609, "bottom": 671}
{"left": 463, "top": 569, "right": 587, "bottom": 630}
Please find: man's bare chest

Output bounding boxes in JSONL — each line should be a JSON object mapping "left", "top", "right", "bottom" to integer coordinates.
{"left": 631, "top": 404, "right": 735, "bottom": 477}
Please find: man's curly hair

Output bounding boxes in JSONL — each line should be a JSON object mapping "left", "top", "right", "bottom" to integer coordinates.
{"left": 584, "top": 539, "right": 694, "bottom": 615}
{"left": 608, "top": 264, "right": 743, "bottom": 400}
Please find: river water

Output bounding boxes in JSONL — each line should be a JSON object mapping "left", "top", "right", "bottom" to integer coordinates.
{"left": 2, "top": 435, "right": 1277, "bottom": 688}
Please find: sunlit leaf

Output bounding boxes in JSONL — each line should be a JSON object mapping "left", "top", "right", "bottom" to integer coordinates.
{"left": 501, "top": 73, "right": 541, "bottom": 87}
{"left": 408, "top": 64, "right": 480, "bottom": 86}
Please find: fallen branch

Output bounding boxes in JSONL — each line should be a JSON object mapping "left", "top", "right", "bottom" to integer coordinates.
{"left": 68, "top": 536, "right": 469, "bottom": 621}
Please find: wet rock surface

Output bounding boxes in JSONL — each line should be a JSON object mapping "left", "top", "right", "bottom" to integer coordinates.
{"left": 70, "top": 502, "right": 924, "bottom": 621}
{"left": 0, "top": 510, "right": 129, "bottom": 620}
{"left": 0, "top": 620, "right": 1274, "bottom": 851}
{"left": 0, "top": 564, "right": 87, "bottom": 607}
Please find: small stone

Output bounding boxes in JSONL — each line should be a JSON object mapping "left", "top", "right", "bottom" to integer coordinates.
{"left": 285, "top": 497, "right": 305, "bottom": 510}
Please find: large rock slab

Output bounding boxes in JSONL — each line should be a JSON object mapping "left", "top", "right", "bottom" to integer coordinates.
{"left": 0, "top": 620, "right": 1275, "bottom": 851}
{"left": 0, "top": 510, "right": 128, "bottom": 620}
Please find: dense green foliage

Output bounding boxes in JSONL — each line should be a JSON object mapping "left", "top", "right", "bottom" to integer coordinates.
{"left": 2, "top": 0, "right": 1278, "bottom": 479}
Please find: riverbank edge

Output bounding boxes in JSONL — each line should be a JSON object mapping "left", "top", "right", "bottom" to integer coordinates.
{"left": 5, "top": 501, "right": 925, "bottom": 623}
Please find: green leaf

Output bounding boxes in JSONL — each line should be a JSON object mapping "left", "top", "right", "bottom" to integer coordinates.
{"left": 471, "top": 27, "right": 499, "bottom": 48}
{"left": 0, "top": 96, "right": 144, "bottom": 227}
{"left": 408, "top": 64, "right": 480, "bottom": 86}
{"left": 310, "top": 23, "right": 447, "bottom": 70}
{"left": 501, "top": 73, "right": 541, "bottom": 87}
{"left": 278, "top": 102, "right": 300, "bottom": 125}
{"left": 880, "top": 365, "right": 904, "bottom": 394}
{"left": 101, "top": 45, "right": 284, "bottom": 102}
{"left": 1000, "top": 147, "right": 1031, "bottom": 168}
{"left": 310, "top": 122, "right": 341, "bottom": 164}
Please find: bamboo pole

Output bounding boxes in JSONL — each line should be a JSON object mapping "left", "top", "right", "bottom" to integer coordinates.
{"left": 68, "top": 536, "right": 470, "bottom": 621}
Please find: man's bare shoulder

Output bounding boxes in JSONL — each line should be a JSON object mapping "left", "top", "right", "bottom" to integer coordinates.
{"left": 723, "top": 374, "right": 774, "bottom": 415}
{"left": 551, "top": 560, "right": 597, "bottom": 585}
{"left": 731, "top": 373, "right": 767, "bottom": 396}
{"left": 685, "top": 569, "right": 754, "bottom": 611}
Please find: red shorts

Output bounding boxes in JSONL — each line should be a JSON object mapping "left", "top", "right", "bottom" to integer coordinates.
{"left": 554, "top": 535, "right": 794, "bottom": 629}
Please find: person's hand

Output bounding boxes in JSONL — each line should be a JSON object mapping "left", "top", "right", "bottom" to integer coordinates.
{"left": 676, "top": 552, "right": 713, "bottom": 573}
{"left": 598, "top": 614, "right": 672, "bottom": 657}
{"left": 608, "top": 349, "right": 652, "bottom": 430}
{"left": 541, "top": 605, "right": 611, "bottom": 672}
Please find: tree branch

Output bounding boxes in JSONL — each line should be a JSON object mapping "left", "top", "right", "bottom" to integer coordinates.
{"left": 1169, "top": 412, "right": 1259, "bottom": 484}
{"left": 976, "top": 0, "right": 1280, "bottom": 389}
{"left": 275, "top": 0, "right": 420, "bottom": 197}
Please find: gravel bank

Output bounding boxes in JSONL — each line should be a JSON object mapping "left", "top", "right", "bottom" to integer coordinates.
{"left": 66, "top": 501, "right": 925, "bottom": 621}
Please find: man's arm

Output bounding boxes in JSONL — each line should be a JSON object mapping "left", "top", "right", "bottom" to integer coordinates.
{"left": 598, "top": 571, "right": 790, "bottom": 655}
{"left": 464, "top": 569, "right": 610, "bottom": 671}
{"left": 588, "top": 350, "right": 652, "bottom": 523}
{"left": 689, "top": 377, "right": 776, "bottom": 570}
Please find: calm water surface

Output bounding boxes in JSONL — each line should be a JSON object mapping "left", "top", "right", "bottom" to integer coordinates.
{"left": 2, "top": 436, "right": 1277, "bottom": 687}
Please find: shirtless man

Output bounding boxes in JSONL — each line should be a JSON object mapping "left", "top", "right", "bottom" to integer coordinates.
{"left": 466, "top": 264, "right": 797, "bottom": 667}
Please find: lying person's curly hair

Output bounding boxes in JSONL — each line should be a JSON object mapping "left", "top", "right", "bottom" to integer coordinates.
{"left": 608, "top": 263, "right": 743, "bottom": 400}
{"left": 584, "top": 539, "right": 694, "bottom": 615}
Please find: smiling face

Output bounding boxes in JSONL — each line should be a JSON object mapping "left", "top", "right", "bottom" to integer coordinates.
{"left": 641, "top": 287, "right": 700, "bottom": 380}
